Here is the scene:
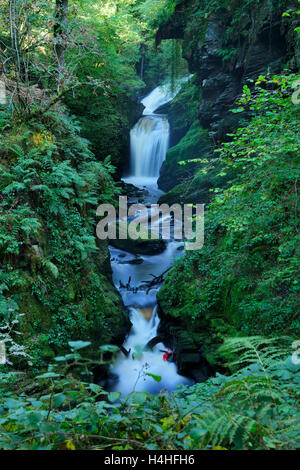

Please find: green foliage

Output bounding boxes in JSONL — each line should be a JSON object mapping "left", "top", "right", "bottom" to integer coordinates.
{"left": 158, "top": 73, "right": 300, "bottom": 364}
{"left": 62, "top": 0, "right": 148, "bottom": 166}
{"left": 168, "top": 76, "right": 201, "bottom": 141}
{"left": 159, "top": 120, "right": 211, "bottom": 189}
{"left": 166, "top": 0, "right": 290, "bottom": 67}
{"left": 0, "top": 0, "right": 299, "bottom": 452}
{"left": 0, "top": 107, "right": 11, "bottom": 132}
{"left": 0, "top": 107, "right": 128, "bottom": 365}
{"left": 142, "top": 39, "right": 188, "bottom": 91}
{"left": 137, "top": 0, "right": 179, "bottom": 29}
{"left": 0, "top": 336, "right": 299, "bottom": 450}
{"left": 0, "top": 0, "right": 112, "bottom": 115}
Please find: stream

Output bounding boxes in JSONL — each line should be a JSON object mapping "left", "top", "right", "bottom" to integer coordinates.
{"left": 107, "top": 80, "right": 193, "bottom": 396}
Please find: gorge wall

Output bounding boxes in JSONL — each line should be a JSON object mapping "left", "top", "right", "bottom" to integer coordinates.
{"left": 155, "top": 0, "right": 300, "bottom": 374}
{"left": 157, "top": 0, "right": 298, "bottom": 192}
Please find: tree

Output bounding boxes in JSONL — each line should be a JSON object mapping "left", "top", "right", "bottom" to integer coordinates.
{"left": 0, "top": 0, "right": 108, "bottom": 115}
{"left": 54, "top": 0, "right": 69, "bottom": 72}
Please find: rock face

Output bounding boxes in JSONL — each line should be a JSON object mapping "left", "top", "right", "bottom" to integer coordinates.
{"left": 185, "top": 14, "right": 287, "bottom": 139}
{"left": 19, "top": 239, "right": 131, "bottom": 364}
{"left": 158, "top": 120, "right": 211, "bottom": 191}
{"left": 156, "top": 1, "right": 289, "bottom": 193}
{"left": 157, "top": 304, "right": 215, "bottom": 382}
{"left": 155, "top": 0, "right": 294, "bottom": 376}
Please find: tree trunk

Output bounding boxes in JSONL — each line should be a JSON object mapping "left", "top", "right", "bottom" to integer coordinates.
{"left": 54, "top": 0, "right": 68, "bottom": 72}
{"left": 9, "top": 0, "right": 21, "bottom": 76}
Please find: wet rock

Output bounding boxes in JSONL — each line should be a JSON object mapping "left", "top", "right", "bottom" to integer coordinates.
{"left": 32, "top": 244, "right": 44, "bottom": 257}
{"left": 187, "top": 14, "right": 287, "bottom": 139}
{"left": 155, "top": 3, "right": 289, "bottom": 197}
{"left": 156, "top": 4, "right": 288, "bottom": 143}
{"left": 127, "top": 257, "right": 144, "bottom": 265}
{"left": 110, "top": 237, "right": 166, "bottom": 256}
{"left": 157, "top": 313, "right": 214, "bottom": 383}
{"left": 118, "top": 256, "right": 144, "bottom": 265}
{"left": 158, "top": 120, "right": 211, "bottom": 192}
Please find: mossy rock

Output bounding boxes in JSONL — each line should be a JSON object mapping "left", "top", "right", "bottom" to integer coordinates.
{"left": 158, "top": 165, "right": 238, "bottom": 205}
{"left": 158, "top": 120, "right": 211, "bottom": 192}
{"left": 11, "top": 243, "right": 130, "bottom": 366}
{"left": 156, "top": 77, "right": 200, "bottom": 147}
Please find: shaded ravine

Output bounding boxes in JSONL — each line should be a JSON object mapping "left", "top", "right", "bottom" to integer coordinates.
{"left": 106, "top": 80, "right": 193, "bottom": 396}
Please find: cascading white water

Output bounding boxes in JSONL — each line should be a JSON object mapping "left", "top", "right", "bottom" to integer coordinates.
{"left": 130, "top": 75, "right": 192, "bottom": 179}
{"left": 129, "top": 77, "right": 192, "bottom": 179}
{"left": 141, "top": 76, "right": 193, "bottom": 115}
{"left": 107, "top": 77, "right": 194, "bottom": 396}
{"left": 110, "top": 306, "right": 191, "bottom": 396}
{"left": 130, "top": 116, "right": 169, "bottom": 178}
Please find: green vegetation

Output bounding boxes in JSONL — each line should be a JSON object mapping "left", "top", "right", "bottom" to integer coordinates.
{"left": 158, "top": 120, "right": 211, "bottom": 190}
{"left": 0, "top": 106, "right": 129, "bottom": 365}
{"left": 0, "top": 337, "right": 299, "bottom": 450}
{"left": 158, "top": 74, "right": 300, "bottom": 366}
{"left": 0, "top": 0, "right": 299, "bottom": 452}
{"left": 167, "top": 0, "right": 297, "bottom": 62}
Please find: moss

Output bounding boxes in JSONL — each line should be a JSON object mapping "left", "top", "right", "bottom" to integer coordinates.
{"left": 158, "top": 167, "right": 234, "bottom": 205}
{"left": 65, "top": 90, "right": 143, "bottom": 176}
{"left": 158, "top": 77, "right": 201, "bottom": 146}
{"left": 158, "top": 76, "right": 300, "bottom": 369}
{"left": 18, "top": 290, "right": 53, "bottom": 336}
{"left": 0, "top": 123, "right": 30, "bottom": 161}
{"left": 158, "top": 120, "right": 211, "bottom": 191}
{"left": 99, "top": 274, "right": 131, "bottom": 345}
{"left": 0, "top": 109, "right": 130, "bottom": 368}
{"left": 13, "top": 259, "right": 130, "bottom": 365}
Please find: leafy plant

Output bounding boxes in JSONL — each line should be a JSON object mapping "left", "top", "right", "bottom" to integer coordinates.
{"left": 0, "top": 335, "right": 299, "bottom": 450}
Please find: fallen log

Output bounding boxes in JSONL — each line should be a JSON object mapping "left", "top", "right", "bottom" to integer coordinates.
{"left": 141, "top": 267, "right": 171, "bottom": 293}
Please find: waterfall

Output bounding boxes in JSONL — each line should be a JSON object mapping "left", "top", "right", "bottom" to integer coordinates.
{"left": 105, "top": 77, "right": 194, "bottom": 396}
{"left": 141, "top": 77, "right": 193, "bottom": 115}
{"left": 108, "top": 306, "right": 191, "bottom": 396}
{"left": 130, "top": 116, "right": 169, "bottom": 178}
{"left": 129, "top": 76, "right": 193, "bottom": 179}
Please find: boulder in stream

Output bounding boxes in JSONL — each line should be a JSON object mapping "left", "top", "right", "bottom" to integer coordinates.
{"left": 110, "top": 237, "right": 166, "bottom": 256}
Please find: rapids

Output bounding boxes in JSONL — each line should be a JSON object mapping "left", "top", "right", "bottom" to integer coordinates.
{"left": 106, "top": 78, "right": 193, "bottom": 395}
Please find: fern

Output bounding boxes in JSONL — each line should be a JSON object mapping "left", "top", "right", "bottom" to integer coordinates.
{"left": 41, "top": 259, "right": 59, "bottom": 279}
{"left": 179, "top": 336, "right": 300, "bottom": 449}
{"left": 218, "top": 336, "right": 290, "bottom": 372}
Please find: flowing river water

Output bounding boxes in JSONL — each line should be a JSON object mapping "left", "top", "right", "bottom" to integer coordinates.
{"left": 107, "top": 79, "right": 193, "bottom": 396}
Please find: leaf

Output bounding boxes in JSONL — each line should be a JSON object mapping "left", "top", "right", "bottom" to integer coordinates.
{"left": 65, "top": 440, "right": 76, "bottom": 450}
{"left": 3, "top": 398, "right": 23, "bottom": 409}
{"left": 146, "top": 373, "right": 162, "bottom": 383}
{"left": 42, "top": 259, "right": 59, "bottom": 279}
{"left": 133, "top": 391, "right": 149, "bottom": 405}
{"left": 99, "top": 344, "right": 119, "bottom": 353}
{"left": 89, "top": 383, "right": 103, "bottom": 394}
{"left": 68, "top": 341, "right": 91, "bottom": 350}
{"left": 36, "top": 372, "right": 60, "bottom": 379}
{"left": 54, "top": 356, "right": 67, "bottom": 362}
{"left": 53, "top": 393, "right": 66, "bottom": 408}
{"left": 108, "top": 392, "right": 121, "bottom": 403}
